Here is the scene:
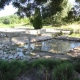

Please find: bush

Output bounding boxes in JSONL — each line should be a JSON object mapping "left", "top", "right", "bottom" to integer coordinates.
{"left": 33, "top": 7, "right": 42, "bottom": 29}
{"left": 52, "top": 62, "right": 74, "bottom": 80}
{"left": 3, "top": 19, "right": 10, "bottom": 24}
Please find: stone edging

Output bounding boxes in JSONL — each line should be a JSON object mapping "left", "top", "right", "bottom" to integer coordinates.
{"left": 54, "top": 36, "right": 80, "bottom": 42}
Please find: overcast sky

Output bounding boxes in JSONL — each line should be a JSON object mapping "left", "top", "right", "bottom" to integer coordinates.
{"left": 0, "top": 0, "right": 75, "bottom": 17}
{"left": 0, "top": 4, "right": 18, "bottom": 17}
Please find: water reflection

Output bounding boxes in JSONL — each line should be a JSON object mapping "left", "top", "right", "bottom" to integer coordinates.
{"left": 24, "top": 39, "right": 80, "bottom": 53}
{"left": 35, "top": 39, "right": 80, "bottom": 53}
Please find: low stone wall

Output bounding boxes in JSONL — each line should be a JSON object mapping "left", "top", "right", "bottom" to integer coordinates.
{"left": 55, "top": 36, "right": 80, "bottom": 42}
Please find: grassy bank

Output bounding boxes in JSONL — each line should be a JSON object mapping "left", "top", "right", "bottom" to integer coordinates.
{"left": 0, "top": 59, "right": 80, "bottom": 80}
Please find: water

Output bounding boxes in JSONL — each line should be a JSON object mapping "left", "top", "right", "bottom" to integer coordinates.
{"left": 40, "top": 39, "right": 80, "bottom": 53}
{"left": 24, "top": 39, "right": 80, "bottom": 53}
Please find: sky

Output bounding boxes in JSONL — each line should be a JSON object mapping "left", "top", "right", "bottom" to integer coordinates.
{"left": 68, "top": 0, "right": 75, "bottom": 5}
{"left": 0, "top": 4, "right": 18, "bottom": 17}
{"left": 0, "top": 0, "right": 75, "bottom": 17}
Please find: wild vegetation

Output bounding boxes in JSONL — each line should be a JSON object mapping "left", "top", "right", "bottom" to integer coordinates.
{"left": 0, "top": 15, "right": 30, "bottom": 28}
{"left": 0, "top": 0, "right": 80, "bottom": 80}
{"left": 0, "top": 59, "right": 80, "bottom": 80}
{"left": 0, "top": 0, "right": 80, "bottom": 29}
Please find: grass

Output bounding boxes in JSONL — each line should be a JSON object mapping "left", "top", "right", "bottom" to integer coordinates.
{"left": 52, "top": 62, "right": 74, "bottom": 80}
{"left": 0, "top": 20, "right": 79, "bottom": 29}
{"left": 0, "top": 59, "right": 80, "bottom": 80}
{"left": 0, "top": 23, "right": 19, "bottom": 28}
{"left": 0, "top": 60, "right": 27, "bottom": 80}
{"left": 0, "top": 21, "right": 80, "bottom": 38}
{"left": 69, "top": 33, "right": 80, "bottom": 38}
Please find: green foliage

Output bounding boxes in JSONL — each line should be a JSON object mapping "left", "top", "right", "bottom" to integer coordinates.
{"left": 52, "top": 62, "right": 74, "bottom": 80}
{"left": 0, "top": 15, "right": 30, "bottom": 27}
{"left": 33, "top": 7, "right": 42, "bottom": 29}
{"left": 12, "top": 0, "right": 71, "bottom": 26}
{"left": 3, "top": 19, "right": 10, "bottom": 24}
{"left": 0, "top": 60, "right": 27, "bottom": 80}
{"left": 0, "top": 59, "right": 79, "bottom": 80}
{"left": 31, "top": 59, "right": 61, "bottom": 70}
{"left": 52, "top": 0, "right": 72, "bottom": 23}
{"left": 74, "top": 62, "right": 80, "bottom": 73}
{"left": 0, "top": 0, "right": 12, "bottom": 9}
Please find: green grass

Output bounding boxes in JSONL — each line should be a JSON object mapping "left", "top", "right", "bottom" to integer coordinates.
{"left": 0, "top": 20, "right": 80, "bottom": 38}
{"left": 52, "top": 62, "right": 74, "bottom": 80}
{"left": 0, "top": 59, "right": 80, "bottom": 80}
{"left": 69, "top": 33, "right": 80, "bottom": 38}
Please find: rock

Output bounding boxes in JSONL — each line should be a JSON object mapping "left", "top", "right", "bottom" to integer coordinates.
{"left": 4, "top": 53, "right": 8, "bottom": 58}
{"left": 0, "top": 50, "right": 3, "bottom": 54}
{"left": 4, "top": 52, "right": 7, "bottom": 54}
{"left": 24, "top": 45, "right": 28, "bottom": 49}
{"left": 17, "top": 48, "right": 23, "bottom": 51}
{"left": 10, "top": 51, "right": 16, "bottom": 55}
{"left": 36, "top": 55, "right": 40, "bottom": 58}
{"left": 16, "top": 56, "right": 21, "bottom": 60}
{"left": 2, "top": 56, "right": 5, "bottom": 60}
{"left": 17, "top": 52, "right": 24, "bottom": 57}
{"left": 8, "top": 54, "right": 14, "bottom": 59}
{"left": 0, "top": 45, "right": 2, "bottom": 49}
{"left": 26, "top": 56, "right": 31, "bottom": 60}
{"left": 25, "top": 51, "right": 29, "bottom": 54}
{"left": 14, "top": 54, "right": 18, "bottom": 59}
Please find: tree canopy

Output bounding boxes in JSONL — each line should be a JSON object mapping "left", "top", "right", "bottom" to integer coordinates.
{"left": 0, "top": 0, "right": 71, "bottom": 19}
{"left": 12, "top": 0, "right": 69, "bottom": 19}
{"left": 1, "top": 0, "right": 77, "bottom": 25}
{"left": 0, "top": 0, "right": 12, "bottom": 9}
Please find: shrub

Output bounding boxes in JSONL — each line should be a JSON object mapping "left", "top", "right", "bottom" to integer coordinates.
{"left": 33, "top": 7, "right": 42, "bottom": 29}
{"left": 69, "top": 29, "right": 73, "bottom": 35}
{"left": 3, "top": 19, "right": 10, "bottom": 24}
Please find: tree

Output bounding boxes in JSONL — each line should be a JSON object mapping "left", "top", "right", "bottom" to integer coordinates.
{"left": 33, "top": 7, "right": 42, "bottom": 29}
{"left": 52, "top": 0, "right": 72, "bottom": 22}
{"left": 0, "top": 0, "right": 12, "bottom": 9}
{"left": 66, "top": 0, "right": 80, "bottom": 21}
{"left": 0, "top": 0, "right": 69, "bottom": 26}
{"left": 12, "top": 0, "right": 69, "bottom": 26}
{"left": 74, "top": 2, "right": 80, "bottom": 16}
{"left": 12, "top": 0, "right": 68, "bottom": 18}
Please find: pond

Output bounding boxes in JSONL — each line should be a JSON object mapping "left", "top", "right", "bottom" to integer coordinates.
{"left": 24, "top": 39, "right": 80, "bottom": 53}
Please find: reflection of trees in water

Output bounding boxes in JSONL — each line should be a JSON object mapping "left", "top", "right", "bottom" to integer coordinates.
{"left": 35, "top": 39, "right": 80, "bottom": 53}
{"left": 41, "top": 39, "right": 71, "bottom": 53}
{"left": 50, "top": 40, "right": 70, "bottom": 53}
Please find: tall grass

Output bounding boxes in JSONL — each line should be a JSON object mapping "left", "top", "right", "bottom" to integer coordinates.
{"left": 0, "top": 60, "right": 27, "bottom": 80}
{"left": 0, "top": 59, "right": 79, "bottom": 80}
{"left": 52, "top": 62, "right": 74, "bottom": 80}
